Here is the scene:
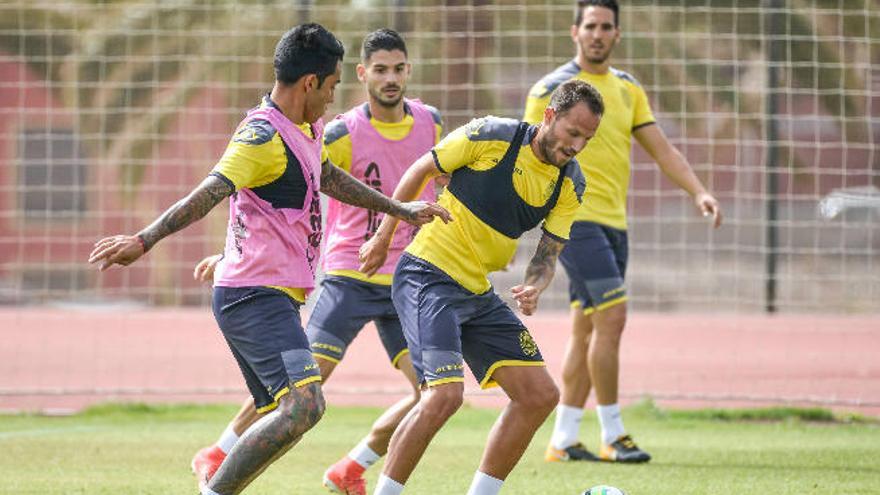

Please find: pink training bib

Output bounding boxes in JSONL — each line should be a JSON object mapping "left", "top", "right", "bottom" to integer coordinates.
{"left": 322, "top": 99, "right": 437, "bottom": 276}
{"left": 214, "top": 105, "right": 324, "bottom": 292}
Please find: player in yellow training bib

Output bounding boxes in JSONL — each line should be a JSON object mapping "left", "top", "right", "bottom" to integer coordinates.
{"left": 524, "top": 0, "right": 722, "bottom": 464}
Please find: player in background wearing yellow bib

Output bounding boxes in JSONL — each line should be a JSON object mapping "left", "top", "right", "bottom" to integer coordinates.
{"left": 524, "top": 0, "right": 722, "bottom": 464}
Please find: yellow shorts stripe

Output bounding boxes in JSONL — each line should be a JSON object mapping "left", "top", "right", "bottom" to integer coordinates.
{"left": 293, "top": 375, "right": 322, "bottom": 388}
{"left": 426, "top": 376, "right": 465, "bottom": 387}
{"left": 255, "top": 386, "right": 292, "bottom": 414}
{"left": 582, "top": 295, "right": 628, "bottom": 316}
{"left": 252, "top": 375, "right": 322, "bottom": 414}
{"left": 312, "top": 353, "right": 341, "bottom": 365}
{"left": 479, "top": 360, "right": 546, "bottom": 389}
{"left": 391, "top": 348, "right": 410, "bottom": 369}
{"left": 255, "top": 402, "right": 278, "bottom": 414}
{"left": 570, "top": 300, "right": 582, "bottom": 309}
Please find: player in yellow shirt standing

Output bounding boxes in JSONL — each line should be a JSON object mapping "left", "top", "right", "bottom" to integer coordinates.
{"left": 361, "top": 80, "right": 602, "bottom": 495}
{"left": 524, "top": 0, "right": 722, "bottom": 464}
{"left": 189, "top": 29, "right": 444, "bottom": 495}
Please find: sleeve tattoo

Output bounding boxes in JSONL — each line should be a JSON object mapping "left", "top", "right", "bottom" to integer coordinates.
{"left": 137, "top": 175, "right": 234, "bottom": 251}
{"left": 523, "top": 233, "right": 565, "bottom": 289}
{"left": 320, "top": 160, "right": 409, "bottom": 220}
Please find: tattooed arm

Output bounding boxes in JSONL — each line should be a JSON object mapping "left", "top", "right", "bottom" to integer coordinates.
{"left": 358, "top": 153, "right": 450, "bottom": 276}
{"left": 320, "top": 159, "right": 448, "bottom": 226}
{"left": 88, "top": 175, "right": 234, "bottom": 271}
{"left": 510, "top": 233, "right": 566, "bottom": 316}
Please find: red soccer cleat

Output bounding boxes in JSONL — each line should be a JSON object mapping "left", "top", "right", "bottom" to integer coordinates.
{"left": 191, "top": 445, "right": 227, "bottom": 488}
{"left": 322, "top": 456, "right": 367, "bottom": 495}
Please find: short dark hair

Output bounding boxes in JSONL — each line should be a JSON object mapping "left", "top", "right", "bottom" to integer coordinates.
{"left": 574, "top": 0, "right": 619, "bottom": 27}
{"left": 274, "top": 23, "right": 345, "bottom": 86}
{"left": 549, "top": 80, "right": 604, "bottom": 118}
{"left": 361, "top": 28, "right": 408, "bottom": 62}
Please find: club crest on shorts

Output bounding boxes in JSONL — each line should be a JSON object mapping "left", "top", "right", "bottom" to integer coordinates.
{"left": 519, "top": 330, "right": 538, "bottom": 357}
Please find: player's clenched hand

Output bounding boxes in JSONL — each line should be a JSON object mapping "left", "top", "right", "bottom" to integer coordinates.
{"left": 193, "top": 254, "right": 223, "bottom": 283}
{"left": 695, "top": 192, "right": 722, "bottom": 228}
{"left": 396, "top": 201, "right": 452, "bottom": 226}
{"left": 510, "top": 284, "right": 540, "bottom": 316}
{"left": 88, "top": 235, "right": 145, "bottom": 271}
{"left": 358, "top": 234, "right": 391, "bottom": 277}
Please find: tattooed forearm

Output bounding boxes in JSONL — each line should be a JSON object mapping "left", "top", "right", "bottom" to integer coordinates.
{"left": 523, "top": 233, "right": 565, "bottom": 290}
{"left": 209, "top": 382, "right": 325, "bottom": 494}
{"left": 320, "top": 160, "right": 406, "bottom": 218}
{"left": 137, "top": 176, "right": 233, "bottom": 251}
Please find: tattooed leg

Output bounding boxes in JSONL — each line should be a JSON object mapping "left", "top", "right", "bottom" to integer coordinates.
{"left": 207, "top": 382, "right": 325, "bottom": 494}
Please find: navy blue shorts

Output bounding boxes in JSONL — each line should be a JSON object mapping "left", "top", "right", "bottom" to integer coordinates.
{"left": 558, "top": 221, "right": 629, "bottom": 315}
{"left": 392, "top": 253, "right": 544, "bottom": 389}
{"left": 212, "top": 286, "right": 322, "bottom": 413}
{"left": 306, "top": 275, "right": 408, "bottom": 367}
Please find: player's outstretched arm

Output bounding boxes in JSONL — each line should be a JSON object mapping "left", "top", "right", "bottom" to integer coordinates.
{"left": 320, "top": 158, "right": 450, "bottom": 227}
{"left": 88, "top": 176, "right": 234, "bottom": 271}
{"left": 358, "top": 153, "right": 447, "bottom": 276}
{"left": 510, "top": 233, "right": 566, "bottom": 316}
{"left": 634, "top": 124, "right": 723, "bottom": 228}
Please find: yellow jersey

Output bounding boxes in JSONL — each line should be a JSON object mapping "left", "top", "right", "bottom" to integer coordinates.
{"left": 523, "top": 61, "right": 655, "bottom": 230}
{"left": 406, "top": 116, "right": 584, "bottom": 294}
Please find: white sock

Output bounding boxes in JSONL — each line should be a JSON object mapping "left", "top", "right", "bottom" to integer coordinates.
{"left": 201, "top": 487, "right": 223, "bottom": 495}
{"left": 550, "top": 404, "right": 584, "bottom": 450}
{"left": 596, "top": 403, "right": 625, "bottom": 445}
{"left": 216, "top": 424, "right": 239, "bottom": 454}
{"left": 466, "top": 471, "right": 504, "bottom": 495}
{"left": 348, "top": 438, "right": 381, "bottom": 469}
{"left": 374, "top": 474, "right": 405, "bottom": 495}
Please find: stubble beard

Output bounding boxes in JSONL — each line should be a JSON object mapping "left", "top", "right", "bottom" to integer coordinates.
{"left": 370, "top": 85, "right": 405, "bottom": 108}
{"left": 582, "top": 40, "right": 614, "bottom": 65}
{"left": 538, "top": 129, "right": 565, "bottom": 168}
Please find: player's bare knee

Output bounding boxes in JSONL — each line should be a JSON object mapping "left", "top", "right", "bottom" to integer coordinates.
{"left": 516, "top": 382, "right": 559, "bottom": 416}
{"left": 420, "top": 386, "right": 463, "bottom": 422}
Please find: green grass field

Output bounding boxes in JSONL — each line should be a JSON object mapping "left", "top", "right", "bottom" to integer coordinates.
{"left": 1, "top": 401, "right": 878, "bottom": 494}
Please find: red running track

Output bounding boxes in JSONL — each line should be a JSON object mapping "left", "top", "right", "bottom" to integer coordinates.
{"left": 1, "top": 309, "right": 878, "bottom": 415}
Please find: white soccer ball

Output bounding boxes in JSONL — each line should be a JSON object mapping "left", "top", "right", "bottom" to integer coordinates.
{"left": 582, "top": 486, "right": 627, "bottom": 495}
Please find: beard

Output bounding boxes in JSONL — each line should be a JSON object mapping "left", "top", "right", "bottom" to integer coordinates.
{"left": 369, "top": 84, "right": 405, "bottom": 108}
{"left": 537, "top": 127, "right": 567, "bottom": 168}
{"left": 581, "top": 40, "right": 614, "bottom": 64}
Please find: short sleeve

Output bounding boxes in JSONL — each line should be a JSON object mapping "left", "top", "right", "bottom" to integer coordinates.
{"left": 211, "top": 121, "right": 285, "bottom": 190}
{"left": 431, "top": 120, "right": 485, "bottom": 174}
{"left": 425, "top": 104, "right": 444, "bottom": 143}
{"left": 323, "top": 119, "right": 351, "bottom": 172}
{"left": 523, "top": 84, "right": 550, "bottom": 125}
{"left": 632, "top": 84, "right": 656, "bottom": 130}
{"left": 542, "top": 177, "right": 583, "bottom": 241}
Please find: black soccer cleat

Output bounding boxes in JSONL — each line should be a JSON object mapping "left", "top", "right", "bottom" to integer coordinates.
{"left": 545, "top": 441, "right": 600, "bottom": 462}
{"left": 599, "top": 435, "right": 651, "bottom": 463}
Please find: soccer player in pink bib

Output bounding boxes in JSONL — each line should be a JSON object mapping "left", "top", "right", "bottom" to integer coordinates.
{"left": 88, "top": 24, "right": 448, "bottom": 495}
{"left": 188, "top": 29, "right": 444, "bottom": 495}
